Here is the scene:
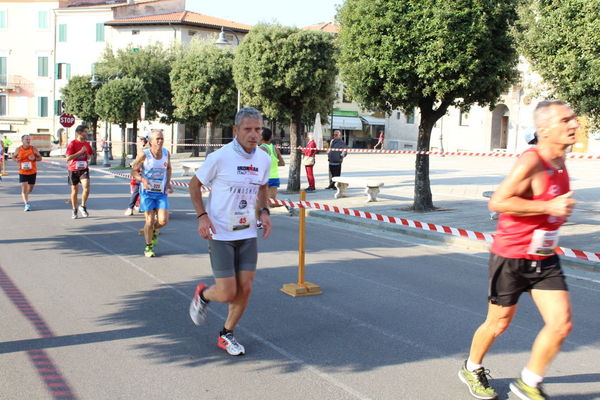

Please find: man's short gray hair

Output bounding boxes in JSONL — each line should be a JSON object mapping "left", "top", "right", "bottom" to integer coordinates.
{"left": 534, "top": 100, "right": 567, "bottom": 128}
{"left": 235, "top": 107, "right": 262, "bottom": 126}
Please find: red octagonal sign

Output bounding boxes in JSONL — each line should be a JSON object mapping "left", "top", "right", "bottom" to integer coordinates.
{"left": 59, "top": 113, "right": 76, "bottom": 128}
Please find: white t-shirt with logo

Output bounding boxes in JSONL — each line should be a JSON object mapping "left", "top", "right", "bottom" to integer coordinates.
{"left": 196, "top": 141, "right": 270, "bottom": 241}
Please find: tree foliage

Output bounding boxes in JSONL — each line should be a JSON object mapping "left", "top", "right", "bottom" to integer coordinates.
{"left": 233, "top": 24, "right": 338, "bottom": 191}
{"left": 517, "top": 0, "right": 600, "bottom": 123}
{"left": 338, "top": 0, "right": 519, "bottom": 210}
{"left": 95, "top": 77, "right": 147, "bottom": 167}
{"left": 96, "top": 44, "right": 174, "bottom": 122}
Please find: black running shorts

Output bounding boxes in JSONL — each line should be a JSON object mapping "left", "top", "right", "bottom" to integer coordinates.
{"left": 488, "top": 253, "right": 568, "bottom": 307}
{"left": 208, "top": 238, "right": 258, "bottom": 279}
{"left": 19, "top": 173, "right": 37, "bottom": 185}
{"left": 68, "top": 169, "right": 90, "bottom": 186}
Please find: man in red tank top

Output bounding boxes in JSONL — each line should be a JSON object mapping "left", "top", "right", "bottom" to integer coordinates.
{"left": 459, "top": 101, "right": 579, "bottom": 400}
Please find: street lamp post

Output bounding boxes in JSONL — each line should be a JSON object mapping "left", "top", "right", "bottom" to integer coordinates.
{"left": 215, "top": 27, "right": 241, "bottom": 111}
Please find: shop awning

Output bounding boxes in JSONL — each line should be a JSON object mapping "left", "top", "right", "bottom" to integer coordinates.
{"left": 360, "top": 115, "right": 386, "bottom": 126}
{"left": 330, "top": 116, "right": 363, "bottom": 130}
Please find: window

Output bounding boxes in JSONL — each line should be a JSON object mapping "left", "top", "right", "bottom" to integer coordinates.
{"left": 188, "top": 30, "right": 196, "bottom": 36}
{"left": 38, "top": 56, "right": 48, "bottom": 77}
{"left": 59, "top": 24, "right": 67, "bottom": 42}
{"left": 54, "top": 99, "right": 63, "bottom": 116}
{"left": 38, "top": 10, "right": 48, "bottom": 29}
{"left": 0, "top": 10, "right": 6, "bottom": 29}
{"left": 0, "top": 56, "right": 6, "bottom": 86}
{"left": 0, "top": 95, "right": 6, "bottom": 116}
{"left": 132, "top": 29, "right": 140, "bottom": 35}
{"left": 459, "top": 111, "right": 470, "bottom": 126}
{"left": 96, "top": 22, "right": 104, "bottom": 42}
{"left": 56, "top": 63, "right": 71, "bottom": 80}
{"left": 38, "top": 96, "right": 48, "bottom": 117}
{"left": 396, "top": 110, "right": 401, "bottom": 120}
{"left": 406, "top": 110, "right": 415, "bottom": 124}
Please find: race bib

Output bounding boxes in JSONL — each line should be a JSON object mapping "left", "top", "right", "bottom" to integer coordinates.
{"left": 527, "top": 229, "right": 560, "bottom": 256}
{"left": 21, "top": 161, "right": 32, "bottom": 170}
{"left": 76, "top": 160, "right": 88, "bottom": 170}
{"left": 226, "top": 186, "right": 258, "bottom": 231}
{"left": 149, "top": 179, "right": 164, "bottom": 193}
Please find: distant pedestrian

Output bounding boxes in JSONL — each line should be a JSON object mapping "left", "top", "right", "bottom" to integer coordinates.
{"left": 459, "top": 100, "right": 578, "bottom": 400}
{"left": 2, "top": 134, "right": 12, "bottom": 159}
{"left": 259, "top": 128, "right": 285, "bottom": 205}
{"left": 373, "top": 130, "right": 384, "bottom": 150}
{"left": 326, "top": 130, "right": 347, "bottom": 189}
{"left": 124, "top": 134, "right": 149, "bottom": 216}
{"left": 303, "top": 133, "right": 317, "bottom": 192}
{"left": 13, "top": 135, "right": 42, "bottom": 211}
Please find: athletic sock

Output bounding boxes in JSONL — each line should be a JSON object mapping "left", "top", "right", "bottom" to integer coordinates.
{"left": 199, "top": 288, "right": 209, "bottom": 303}
{"left": 146, "top": 243, "right": 152, "bottom": 247}
{"left": 521, "top": 367, "right": 543, "bottom": 388}
{"left": 466, "top": 358, "right": 483, "bottom": 372}
{"left": 220, "top": 327, "right": 233, "bottom": 336}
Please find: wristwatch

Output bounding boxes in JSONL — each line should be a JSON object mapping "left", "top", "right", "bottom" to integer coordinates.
{"left": 260, "top": 207, "right": 270, "bottom": 215}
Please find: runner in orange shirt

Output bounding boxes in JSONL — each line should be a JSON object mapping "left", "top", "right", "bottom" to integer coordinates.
{"left": 13, "top": 134, "right": 42, "bottom": 211}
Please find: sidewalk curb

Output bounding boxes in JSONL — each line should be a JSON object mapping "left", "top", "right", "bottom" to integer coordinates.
{"left": 307, "top": 209, "right": 600, "bottom": 273}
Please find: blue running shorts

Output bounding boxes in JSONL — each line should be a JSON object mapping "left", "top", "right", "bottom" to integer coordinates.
{"left": 140, "top": 192, "right": 169, "bottom": 211}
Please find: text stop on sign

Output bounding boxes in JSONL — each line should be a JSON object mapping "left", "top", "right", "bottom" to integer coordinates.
{"left": 60, "top": 113, "right": 76, "bottom": 128}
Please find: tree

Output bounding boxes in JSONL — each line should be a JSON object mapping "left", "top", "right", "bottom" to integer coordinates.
{"left": 170, "top": 40, "right": 237, "bottom": 157}
{"left": 95, "top": 78, "right": 147, "bottom": 167}
{"left": 517, "top": 0, "right": 600, "bottom": 124}
{"left": 338, "top": 0, "right": 519, "bottom": 211}
{"left": 96, "top": 44, "right": 175, "bottom": 156}
{"left": 61, "top": 75, "right": 100, "bottom": 164}
{"left": 233, "top": 24, "right": 338, "bottom": 191}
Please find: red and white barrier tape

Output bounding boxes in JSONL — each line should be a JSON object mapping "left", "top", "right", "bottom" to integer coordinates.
{"left": 269, "top": 198, "right": 600, "bottom": 263}
{"left": 38, "top": 159, "right": 600, "bottom": 263}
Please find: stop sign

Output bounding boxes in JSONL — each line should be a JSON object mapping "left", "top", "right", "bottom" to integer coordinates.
{"left": 59, "top": 113, "right": 76, "bottom": 128}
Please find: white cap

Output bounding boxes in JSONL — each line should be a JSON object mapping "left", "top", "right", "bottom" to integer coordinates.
{"left": 524, "top": 130, "right": 537, "bottom": 145}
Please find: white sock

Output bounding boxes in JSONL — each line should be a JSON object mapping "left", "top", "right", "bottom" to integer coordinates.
{"left": 521, "top": 367, "right": 543, "bottom": 388}
{"left": 466, "top": 358, "right": 483, "bottom": 372}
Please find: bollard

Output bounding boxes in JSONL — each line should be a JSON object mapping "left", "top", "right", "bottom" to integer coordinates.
{"left": 280, "top": 190, "right": 322, "bottom": 297}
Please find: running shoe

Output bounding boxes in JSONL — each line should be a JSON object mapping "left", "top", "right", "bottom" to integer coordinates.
{"left": 79, "top": 205, "right": 89, "bottom": 218}
{"left": 189, "top": 283, "right": 208, "bottom": 325}
{"left": 509, "top": 378, "right": 548, "bottom": 400}
{"left": 71, "top": 209, "right": 78, "bottom": 219}
{"left": 458, "top": 361, "right": 497, "bottom": 399}
{"left": 217, "top": 332, "right": 245, "bottom": 356}
{"left": 144, "top": 245, "right": 155, "bottom": 258}
{"left": 24, "top": 203, "right": 31, "bottom": 212}
{"left": 124, "top": 208, "right": 134, "bottom": 216}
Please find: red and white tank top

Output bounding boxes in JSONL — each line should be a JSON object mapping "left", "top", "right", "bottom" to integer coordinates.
{"left": 491, "top": 148, "right": 570, "bottom": 260}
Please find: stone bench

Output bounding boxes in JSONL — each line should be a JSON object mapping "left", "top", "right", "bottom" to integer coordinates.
{"left": 181, "top": 162, "right": 202, "bottom": 177}
{"left": 332, "top": 177, "right": 385, "bottom": 202}
{"left": 482, "top": 190, "right": 498, "bottom": 220}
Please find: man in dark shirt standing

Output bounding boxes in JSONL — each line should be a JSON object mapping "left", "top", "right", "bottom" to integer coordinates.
{"left": 327, "top": 130, "right": 347, "bottom": 189}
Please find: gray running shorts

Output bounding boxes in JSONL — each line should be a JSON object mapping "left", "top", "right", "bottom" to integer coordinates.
{"left": 208, "top": 238, "right": 258, "bottom": 279}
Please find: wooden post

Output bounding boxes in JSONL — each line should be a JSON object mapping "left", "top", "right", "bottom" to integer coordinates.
{"left": 280, "top": 190, "right": 322, "bottom": 297}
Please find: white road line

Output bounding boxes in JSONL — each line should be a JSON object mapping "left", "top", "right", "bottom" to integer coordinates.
{"left": 78, "top": 233, "right": 371, "bottom": 400}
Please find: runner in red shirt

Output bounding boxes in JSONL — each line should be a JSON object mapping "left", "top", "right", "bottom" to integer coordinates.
{"left": 66, "top": 125, "right": 93, "bottom": 219}
{"left": 459, "top": 100, "right": 578, "bottom": 400}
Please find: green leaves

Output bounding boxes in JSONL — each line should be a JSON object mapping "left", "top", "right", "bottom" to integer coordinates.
{"left": 95, "top": 77, "right": 147, "bottom": 125}
{"left": 61, "top": 75, "right": 99, "bottom": 123}
{"left": 170, "top": 40, "right": 237, "bottom": 125}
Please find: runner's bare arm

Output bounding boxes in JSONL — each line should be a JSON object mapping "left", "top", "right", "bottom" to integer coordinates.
{"left": 12, "top": 147, "right": 20, "bottom": 162}
{"left": 276, "top": 147, "right": 285, "bottom": 166}
{"left": 32, "top": 146, "right": 43, "bottom": 160}
{"left": 165, "top": 154, "right": 173, "bottom": 193}
{"left": 257, "top": 183, "right": 272, "bottom": 238}
{"left": 130, "top": 152, "right": 146, "bottom": 182}
{"left": 490, "top": 152, "right": 574, "bottom": 217}
{"left": 189, "top": 175, "right": 215, "bottom": 239}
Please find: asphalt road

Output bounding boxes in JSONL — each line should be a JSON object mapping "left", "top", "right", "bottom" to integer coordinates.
{"left": 1, "top": 161, "right": 599, "bottom": 400}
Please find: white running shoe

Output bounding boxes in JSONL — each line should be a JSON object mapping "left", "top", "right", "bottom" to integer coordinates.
{"left": 217, "top": 332, "right": 245, "bottom": 356}
{"left": 79, "top": 205, "right": 89, "bottom": 218}
{"left": 189, "top": 283, "right": 208, "bottom": 325}
{"left": 124, "top": 208, "right": 134, "bottom": 216}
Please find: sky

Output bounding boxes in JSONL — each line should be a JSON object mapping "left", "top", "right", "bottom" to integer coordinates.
{"left": 186, "top": 0, "right": 343, "bottom": 27}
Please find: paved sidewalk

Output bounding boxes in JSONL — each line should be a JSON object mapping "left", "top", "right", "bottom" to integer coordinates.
{"left": 112, "top": 151, "right": 600, "bottom": 270}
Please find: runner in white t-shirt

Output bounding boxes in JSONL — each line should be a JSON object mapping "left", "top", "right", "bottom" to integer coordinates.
{"left": 188, "top": 107, "right": 272, "bottom": 356}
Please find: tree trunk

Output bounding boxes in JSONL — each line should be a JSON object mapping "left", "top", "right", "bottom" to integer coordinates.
{"left": 191, "top": 123, "right": 200, "bottom": 157}
{"left": 205, "top": 120, "right": 215, "bottom": 156}
{"left": 286, "top": 113, "right": 303, "bottom": 192}
{"left": 90, "top": 120, "right": 98, "bottom": 165}
{"left": 120, "top": 124, "right": 127, "bottom": 168}
{"left": 131, "top": 120, "right": 138, "bottom": 160}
